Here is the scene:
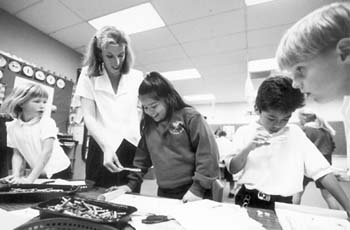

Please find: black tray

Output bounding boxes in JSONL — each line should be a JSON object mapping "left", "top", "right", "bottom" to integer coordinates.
{"left": 0, "top": 184, "right": 81, "bottom": 203}
{"left": 32, "top": 196, "right": 137, "bottom": 228}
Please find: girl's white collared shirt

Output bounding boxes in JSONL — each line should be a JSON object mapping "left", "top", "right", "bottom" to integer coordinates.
{"left": 75, "top": 67, "right": 143, "bottom": 151}
{"left": 7, "top": 117, "right": 71, "bottom": 178}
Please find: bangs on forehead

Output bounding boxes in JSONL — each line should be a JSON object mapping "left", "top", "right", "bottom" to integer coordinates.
{"left": 101, "top": 35, "right": 127, "bottom": 50}
{"left": 28, "top": 85, "right": 49, "bottom": 98}
{"left": 140, "top": 91, "right": 160, "bottom": 100}
{"left": 103, "top": 41, "right": 126, "bottom": 52}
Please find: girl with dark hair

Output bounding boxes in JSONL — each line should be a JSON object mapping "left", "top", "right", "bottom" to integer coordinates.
{"left": 114, "top": 72, "right": 219, "bottom": 202}
{"left": 75, "top": 26, "right": 143, "bottom": 188}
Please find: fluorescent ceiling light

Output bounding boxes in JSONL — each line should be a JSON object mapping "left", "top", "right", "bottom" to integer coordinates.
{"left": 88, "top": 3, "right": 165, "bottom": 35}
{"left": 245, "top": 0, "right": 275, "bottom": 6}
{"left": 162, "top": 68, "right": 201, "bottom": 81}
{"left": 184, "top": 94, "right": 216, "bottom": 102}
{"left": 248, "top": 58, "right": 278, "bottom": 72}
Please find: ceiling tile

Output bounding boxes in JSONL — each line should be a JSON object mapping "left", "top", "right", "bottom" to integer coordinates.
{"left": 247, "top": 0, "right": 335, "bottom": 30}
{"left": 1, "top": 0, "right": 339, "bottom": 104}
{"left": 248, "top": 45, "right": 277, "bottom": 61}
{"left": 74, "top": 45, "right": 87, "bottom": 55}
{"left": 203, "top": 75, "right": 247, "bottom": 102}
{"left": 15, "top": 0, "right": 83, "bottom": 33}
{"left": 50, "top": 23, "right": 96, "bottom": 49}
{"left": 152, "top": 0, "right": 243, "bottom": 25}
{"left": 130, "top": 27, "right": 178, "bottom": 52}
{"left": 182, "top": 33, "right": 246, "bottom": 57}
{"left": 143, "top": 58, "right": 193, "bottom": 72}
{"left": 191, "top": 50, "right": 247, "bottom": 69}
{"left": 199, "top": 64, "right": 247, "bottom": 80}
{"left": 169, "top": 10, "right": 245, "bottom": 43}
{"left": 0, "top": 0, "right": 41, "bottom": 14}
{"left": 135, "top": 45, "right": 188, "bottom": 65}
{"left": 173, "top": 79, "right": 207, "bottom": 95}
{"left": 59, "top": 0, "right": 148, "bottom": 20}
{"left": 247, "top": 24, "right": 291, "bottom": 48}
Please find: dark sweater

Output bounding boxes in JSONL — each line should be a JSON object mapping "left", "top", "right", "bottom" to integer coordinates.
{"left": 302, "top": 126, "right": 335, "bottom": 156}
{"left": 128, "top": 107, "right": 219, "bottom": 197}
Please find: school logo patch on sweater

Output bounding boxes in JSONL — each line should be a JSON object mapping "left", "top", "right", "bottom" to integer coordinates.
{"left": 169, "top": 121, "right": 185, "bottom": 135}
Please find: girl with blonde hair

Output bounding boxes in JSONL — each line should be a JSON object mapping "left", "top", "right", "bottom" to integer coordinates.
{"left": 1, "top": 83, "right": 71, "bottom": 183}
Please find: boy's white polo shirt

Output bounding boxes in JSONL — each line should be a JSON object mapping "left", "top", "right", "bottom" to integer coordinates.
{"left": 75, "top": 67, "right": 143, "bottom": 151}
{"left": 225, "top": 122, "right": 332, "bottom": 196}
{"left": 7, "top": 117, "right": 71, "bottom": 178}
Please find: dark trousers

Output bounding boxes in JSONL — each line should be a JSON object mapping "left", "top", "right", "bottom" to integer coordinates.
{"left": 51, "top": 166, "right": 72, "bottom": 179}
{"left": 235, "top": 185, "right": 292, "bottom": 210}
{"left": 85, "top": 138, "right": 140, "bottom": 192}
{"left": 157, "top": 183, "right": 212, "bottom": 200}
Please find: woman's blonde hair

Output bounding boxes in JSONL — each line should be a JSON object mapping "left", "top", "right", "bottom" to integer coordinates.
{"left": 276, "top": 2, "right": 350, "bottom": 70}
{"left": 83, "top": 26, "right": 134, "bottom": 77}
{"left": 0, "top": 83, "right": 48, "bottom": 118}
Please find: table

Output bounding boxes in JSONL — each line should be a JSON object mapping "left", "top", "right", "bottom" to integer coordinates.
{"left": 0, "top": 186, "right": 283, "bottom": 230}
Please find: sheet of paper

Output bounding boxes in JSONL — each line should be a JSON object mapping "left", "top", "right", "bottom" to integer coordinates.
{"left": 0, "top": 208, "right": 35, "bottom": 230}
{"left": 9, "top": 208, "right": 39, "bottom": 219}
{"left": 34, "top": 179, "right": 86, "bottom": 186}
{"left": 275, "top": 203, "right": 350, "bottom": 230}
{"left": 111, "top": 194, "right": 184, "bottom": 230}
{"left": 169, "top": 200, "right": 265, "bottom": 230}
{"left": 111, "top": 194, "right": 182, "bottom": 215}
{"left": 111, "top": 195, "right": 264, "bottom": 230}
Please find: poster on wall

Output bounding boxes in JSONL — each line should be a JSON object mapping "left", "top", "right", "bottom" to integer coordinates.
{"left": 14, "top": 77, "right": 54, "bottom": 118}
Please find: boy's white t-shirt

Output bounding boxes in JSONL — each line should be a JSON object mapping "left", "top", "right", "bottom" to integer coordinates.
{"left": 225, "top": 122, "right": 332, "bottom": 196}
{"left": 342, "top": 96, "right": 350, "bottom": 171}
{"left": 7, "top": 117, "right": 71, "bottom": 178}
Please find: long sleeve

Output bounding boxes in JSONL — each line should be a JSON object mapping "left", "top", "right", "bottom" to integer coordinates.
{"left": 187, "top": 113, "right": 219, "bottom": 197}
{"left": 127, "top": 135, "right": 152, "bottom": 192}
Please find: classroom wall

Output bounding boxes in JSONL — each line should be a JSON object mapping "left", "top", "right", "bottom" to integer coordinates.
{"left": 0, "top": 9, "right": 81, "bottom": 81}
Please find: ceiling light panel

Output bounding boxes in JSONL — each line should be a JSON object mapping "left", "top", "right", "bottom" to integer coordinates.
{"left": 161, "top": 68, "right": 201, "bottom": 81}
{"left": 245, "top": 0, "right": 275, "bottom": 6}
{"left": 88, "top": 3, "right": 165, "bottom": 35}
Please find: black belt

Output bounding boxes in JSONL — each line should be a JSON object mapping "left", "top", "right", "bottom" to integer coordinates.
{"left": 235, "top": 185, "right": 292, "bottom": 209}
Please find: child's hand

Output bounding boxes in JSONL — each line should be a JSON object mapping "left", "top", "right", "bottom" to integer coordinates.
{"left": 103, "top": 149, "right": 123, "bottom": 173}
{"left": 182, "top": 190, "right": 202, "bottom": 203}
{"left": 0, "top": 175, "right": 15, "bottom": 184}
{"left": 105, "top": 185, "right": 131, "bottom": 193}
{"left": 11, "top": 177, "right": 33, "bottom": 184}
{"left": 246, "top": 129, "right": 271, "bottom": 151}
{"left": 3, "top": 175, "right": 23, "bottom": 184}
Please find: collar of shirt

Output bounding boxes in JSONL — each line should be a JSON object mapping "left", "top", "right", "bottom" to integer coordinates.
{"left": 16, "top": 116, "right": 40, "bottom": 126}
{"left": 94, "top": 66, "right": 128, "bottom": 96}
{"left": 253, "top": 120, "right": 289, "bottom": 137}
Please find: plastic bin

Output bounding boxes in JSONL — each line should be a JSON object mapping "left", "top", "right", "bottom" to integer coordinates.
{"left": 14, "top": 217, "right": 120, "bottom": 230}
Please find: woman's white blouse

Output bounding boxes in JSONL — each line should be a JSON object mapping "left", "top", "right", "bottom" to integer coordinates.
{"left": 75, "top": 67, "right": 143, "bottom": 151}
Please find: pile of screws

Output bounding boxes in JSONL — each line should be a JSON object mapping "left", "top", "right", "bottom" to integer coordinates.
{"left": 10, "top": 188, "right": 65, "bottom": 193}
{"left": 46, "top": 197, "right": 127, "bottom": 221}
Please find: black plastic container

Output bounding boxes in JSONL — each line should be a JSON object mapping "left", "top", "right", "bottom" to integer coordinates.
{"left": 32, "top": 196, "right": 137, "bottom": 228}
{"left": 0, "top": 184, "right": 81, "bottom": 202}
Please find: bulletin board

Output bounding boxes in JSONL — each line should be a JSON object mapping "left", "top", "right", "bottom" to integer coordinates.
{"left": 0, "top": 51, "right": 74, "bottom": 133}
